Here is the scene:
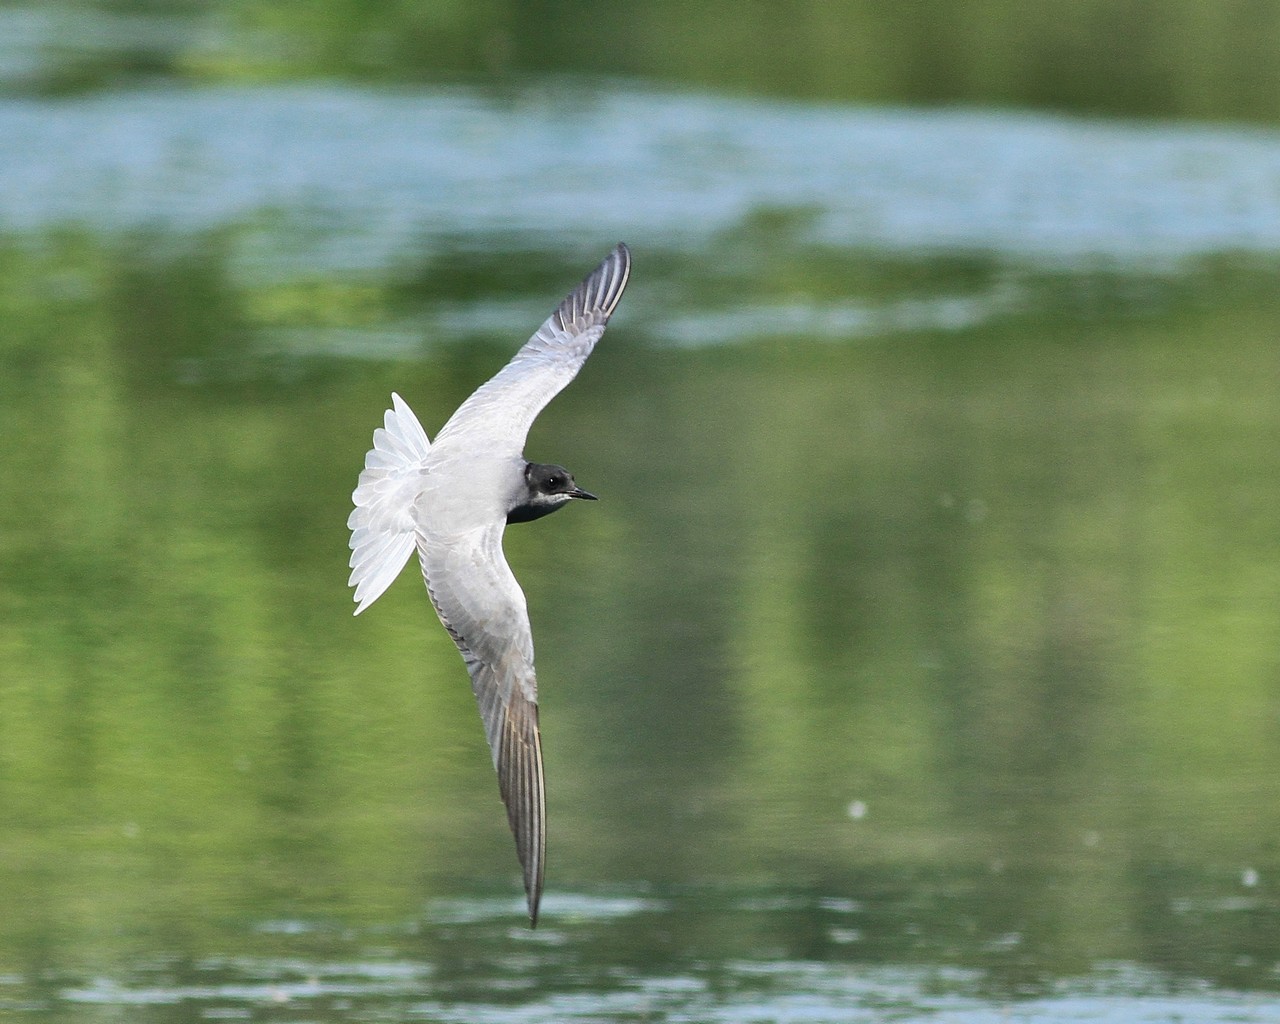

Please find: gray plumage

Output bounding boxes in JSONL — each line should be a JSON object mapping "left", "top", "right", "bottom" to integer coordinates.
{"left": 347, "top": 244, "right": 631, "bottom": 926}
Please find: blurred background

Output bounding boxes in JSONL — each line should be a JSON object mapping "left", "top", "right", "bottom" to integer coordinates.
{"left": 3, "top": 2, "right": 1280, "bottom": 1021}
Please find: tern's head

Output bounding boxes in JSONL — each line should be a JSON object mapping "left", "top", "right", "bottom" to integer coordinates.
{"left": 508, "top": 463, "right": 598, "bottom": 524}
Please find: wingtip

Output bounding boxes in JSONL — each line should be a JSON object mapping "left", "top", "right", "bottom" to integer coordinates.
{"left": 604, "top": 242, "right": 631, "bottom": 308}
{"left": 553, "top": 242, "right": 632, "bottom": 335}
{"left": 490, "top": 689, "right": 546, "bottom": 934}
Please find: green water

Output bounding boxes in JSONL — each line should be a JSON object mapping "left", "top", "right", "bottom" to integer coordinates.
{"left": 3, "top": 3, "right": 1280, "bottom": 1021}
{"left": 13, "top": 0, "right": 1280, "bottom": 126}
{"left": 3, "top": 232, "right": 1280, "bottom": 1019}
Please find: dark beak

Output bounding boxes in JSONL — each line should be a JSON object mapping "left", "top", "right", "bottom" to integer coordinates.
{"left": 570, "top": 487, "right": 598, "bottom": 501}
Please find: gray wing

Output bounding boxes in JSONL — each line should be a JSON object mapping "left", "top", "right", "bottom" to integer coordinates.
{"left": 417, "top": 524, "right": 546, "bottom": 926}
{"left": 433, "top": 243, "right": 630, "bottom": 456}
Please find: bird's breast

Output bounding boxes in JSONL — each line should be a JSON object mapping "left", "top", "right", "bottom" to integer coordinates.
{"left": 416, "top": 450, "right": 524, "bottom": 534}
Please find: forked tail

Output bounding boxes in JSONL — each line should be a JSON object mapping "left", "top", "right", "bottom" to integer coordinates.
{"left": 347, "top": 392, "right": 432, "bottom": 614}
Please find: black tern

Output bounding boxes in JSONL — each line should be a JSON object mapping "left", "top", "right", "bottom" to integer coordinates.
{"left": 347, "top": 243, "right": 631, "bottom": 926}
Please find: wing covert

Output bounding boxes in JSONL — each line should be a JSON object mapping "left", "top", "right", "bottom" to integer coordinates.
{"left": 433, "top": 243, "right": 630, "bottom": 456}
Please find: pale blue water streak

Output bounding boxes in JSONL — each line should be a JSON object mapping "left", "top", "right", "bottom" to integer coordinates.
{"left": 64, "top": 973, "right": 1273, "bottom": 1024}
{"left": 2, "top": 83, "right": 1280, "bottom": 273}
{"left": 45, "top": 895, "right": 1280, "bottom": 1024}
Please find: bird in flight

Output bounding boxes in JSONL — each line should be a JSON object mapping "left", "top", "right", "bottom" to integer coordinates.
{"left": 347, "top": 243, "right": 631, "bottom": 926}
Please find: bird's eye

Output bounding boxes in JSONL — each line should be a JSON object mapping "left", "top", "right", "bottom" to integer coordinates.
{"left": 547, "top": 475, "right": 563, "bottom": 490}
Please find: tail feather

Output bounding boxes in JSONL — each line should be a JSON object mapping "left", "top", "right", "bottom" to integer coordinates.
{"left": 348, "top": 393, "right": 431, "bottom": 615}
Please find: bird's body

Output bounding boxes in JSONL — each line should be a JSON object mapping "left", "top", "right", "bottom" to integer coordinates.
{"left": 347, "top": 244, "right": 631, "bottom": 926}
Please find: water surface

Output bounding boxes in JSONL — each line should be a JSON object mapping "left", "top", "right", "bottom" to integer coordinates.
{"left": 3, "top": 84, "right": 1280, "bottom": 274}
{"left": 2, "top": 59, "right": 1280, "bottom": 1024}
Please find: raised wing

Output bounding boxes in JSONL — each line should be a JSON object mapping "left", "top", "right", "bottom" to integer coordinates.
{"left": 433, "top": 242, "right": 630, "bottom": 456}
{"left": 418, "top": 524, "right": 546, "bottom": 926}
{"left": 348, "top": 393, "right": 432, "bottom": 614}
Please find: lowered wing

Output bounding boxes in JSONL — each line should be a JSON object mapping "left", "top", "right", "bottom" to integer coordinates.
{"left": 417, "top": 523, "right": 546, "bottom": 926}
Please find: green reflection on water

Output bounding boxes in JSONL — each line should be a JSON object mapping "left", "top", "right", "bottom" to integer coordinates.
{"left": 16, "top": 1, "right": 1280, "bottom": 125}
{"left": 1, "top": 232, "right": 1279, "bottom": 1011}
